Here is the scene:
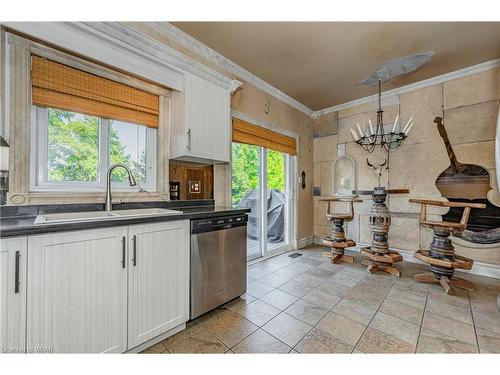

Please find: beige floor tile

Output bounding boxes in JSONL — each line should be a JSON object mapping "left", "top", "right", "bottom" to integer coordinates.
{"left": 260, "top": 289, "right": 299, "bottom": 310}
{"left": 279, "top": 280, "right": 314, "bottom": 298}
{"left": 316, "top": 312, "right": 366, "bottom": 347}
{"left": 476, "top": 327, "right": 500, "bottom": 353}
{"left": 141, "top": 341, "right": 167, "bottom": 353}
{"left": 470, "top": 292, "right": 500, "bottom": 316}
{"left": 426, "top": 299, "right": 473, "bottom": 325}
{"left": 428, "top": 285, "right": 469, "bottom": 308}
{"left": 379, "top": 297, "right": 424, "bottom": 325}
{"left": 285, "top": 299, "right": 329, "bottom": 326}
{"left": 223, "top": 294, "right": 256, "bottom": 312}
{"left": 259, "top": 273, "right": 290, "bottom": 288}
{"left": 473, "top": 310, "right": 500, "bottom": 334}
{"left": 422, "top": 311, "right": 476, "bottom": 344}
{"left": 293, "top": 273, "right": 325, "bottom": 288}
{"left": 302, "top": 288, "right": 342, "bottom": 310}
{"left": 161, "top": 321, "right": 205, "bottom": 350}
{"left": 369, "top": 312, "right": 420, "bottom": 346}
{"left": 205, "top": 313, "right": 258, "bottom": 348}
{"left": 332, "top": 299, "right": 377, "bottom": 325}
{"left": 232, "top": 329, "right": 291, "bottom": 353}
{"left": 238, "top": 300, "right": 281, "bottom": 326}
{"left": 262, "top": 312, "right": 312, "bottom": 347}
{"left": 392, "top": 279, "right": 429, "bottom": 298}
{"left": 305, "top": 266, "right": 338, "bottom": 280}
{"left": 273, "top": 266, "right": 306, "bottom": 279}
{"left": 168, "top": 327, "right": 227, "bottom": 353}
{"left": 356, "top": 328, "right": 415, "bottom": 353}
{"left": 344, "top": 288, "right": 385, "bottom": 310}
{"left": 329, "top": 269, "right": 365, "bottom": 288}
{"left": 385, "top": 287, "right": 427, "bottom": 309}
{"left": 295, "top": 328, "right": 353, "bottom": 353}
{"left": 417, "top": 328, "right": 478, "bottom": 354}
{"left": 316, "top": 279, "right": 353, "bottom": 298}
{"left": 298, "top": 258, "right": 324, "bottom": 267}
{"left": 246, "top": 280, "right": 275, "bottom": 298}
{"left": 199, "top": 307, "right": 237, "bottom": 327}
{"left": 247, "top": 268, "right": 271, "bottom": 280}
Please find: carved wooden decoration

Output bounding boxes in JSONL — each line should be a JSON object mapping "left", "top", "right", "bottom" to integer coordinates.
{"left": 320, "top": 197, "right": 361, "bottom": 264}
{"left": 409, "top": 198, "right": 486, "bottom": 295}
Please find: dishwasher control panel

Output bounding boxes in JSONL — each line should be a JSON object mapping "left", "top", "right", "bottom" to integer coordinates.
{"left": 191, "top": 214, "right": 247, "bottom": 234}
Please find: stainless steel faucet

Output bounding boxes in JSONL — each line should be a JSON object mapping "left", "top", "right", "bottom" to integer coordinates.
{"left": 105, "top": 163, "right": 137, "bottom": 212}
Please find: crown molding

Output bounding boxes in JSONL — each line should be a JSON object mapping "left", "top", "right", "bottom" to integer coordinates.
{"left": 312, "top": 58, "right": 500, "bottom": 118}
{"left": 148, "top": 22, "right": 315, "bottom": 117}
{"left": 2, "top": 22, "right": 238, "bottom": 92}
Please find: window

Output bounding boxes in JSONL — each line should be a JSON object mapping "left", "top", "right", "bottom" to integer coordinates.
{"left": 31, "top": 106, "right": 156, "bottom": 192}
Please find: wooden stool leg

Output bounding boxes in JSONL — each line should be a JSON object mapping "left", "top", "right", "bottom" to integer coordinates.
{"left": 414, "top": 272, "right": 439, "bottom": 283}
{"left": 440, "top": 276, "right": 455, "bottom": 295}
{"left": 331, "top": 254, "right": 343, "bottom": 264}
{"left": 451, "top": 277, "right": 475, "bottom": 293}
{"left": 382, "top": 266, "right": 401, "bottom": 277}
{"left": 340, "top": 255, "right": 354, "bottom": 263}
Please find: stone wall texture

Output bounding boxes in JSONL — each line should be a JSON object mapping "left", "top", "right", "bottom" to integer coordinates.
{"left": 313, "top": 68, "right": 500, "bottom": 266}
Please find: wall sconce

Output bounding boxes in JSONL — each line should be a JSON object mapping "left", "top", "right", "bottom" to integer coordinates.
{"left": 0, "top": 135, "right": 9, "bottom": 205}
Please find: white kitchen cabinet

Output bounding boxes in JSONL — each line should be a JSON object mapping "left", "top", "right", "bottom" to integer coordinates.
{"left": 127, "top": 221, "right": 190, "bottom": 350}
{"left": 27, "top": 227, "right": 128, "bottom": 353}
{"left": 170, "top": 73, "right": 231, "bottom": 163}
{"left": 0, "top": 237, "right": 27, "bottom": 353}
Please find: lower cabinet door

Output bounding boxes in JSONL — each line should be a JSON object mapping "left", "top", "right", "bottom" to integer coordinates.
{"left": 0, "top": 237, "right": 27, "bottom": 353}
{"left": 127, "top": 220, "right": 190, "bottom": 350}
{"left": 27, "top": 227, "right": 128, "bottom": 353}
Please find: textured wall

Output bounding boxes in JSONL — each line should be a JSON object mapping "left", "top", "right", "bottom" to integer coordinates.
{"left": 313, "top": 68, "right": 500, "bottom": 266}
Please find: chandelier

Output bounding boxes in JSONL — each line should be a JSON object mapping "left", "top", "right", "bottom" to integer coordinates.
{"left": 349, "top": 51, "right": 433, "bottom": 153}
{"left": 349, "top": 80, "right": 413, "bottom": 153}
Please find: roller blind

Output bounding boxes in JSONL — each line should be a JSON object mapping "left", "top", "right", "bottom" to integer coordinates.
{"left": 232, "top": 118, "right": 297, "bottom": 155}
{"left": 31, "top": 55, "right": 160, "bottom": 128}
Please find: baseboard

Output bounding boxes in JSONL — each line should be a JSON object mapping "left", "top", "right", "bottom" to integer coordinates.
{"left": 315, "top": 239, "right": 500, "bottom": 280}
{"left": 297, "top": 236, "right": 314, "bottom": 249}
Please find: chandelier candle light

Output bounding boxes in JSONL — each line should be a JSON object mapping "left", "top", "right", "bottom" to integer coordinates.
{"left": 350, "top": 80, "right": 414, "bottom": 153}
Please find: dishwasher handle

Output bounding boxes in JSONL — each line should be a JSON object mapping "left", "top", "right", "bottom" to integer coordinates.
{"left": 191, "top": 215, "right": 247, "bottom": 234}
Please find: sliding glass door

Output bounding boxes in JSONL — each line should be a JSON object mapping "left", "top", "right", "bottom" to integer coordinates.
{"left": 232, "top": 143, "right": 294, "bottom": 261}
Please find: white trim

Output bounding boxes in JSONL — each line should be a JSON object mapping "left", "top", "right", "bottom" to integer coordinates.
{"left": 312, "top": 58, "right": 500, "bottom": 118}
{"left": 30, "top": 106, "right": 157, "bottom": 193}
{"left": 3, "top": 22, "right": 238, "bottom": 92}
{"left": 149, "top": 22, "right": 314, "bottom": 117}
{"left": 297, "top": 236, "right": 314, "bottom": 249}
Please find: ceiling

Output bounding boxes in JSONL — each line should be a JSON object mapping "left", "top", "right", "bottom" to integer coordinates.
{"left": 171, "top": 22, "right": 500, "bottom": 111}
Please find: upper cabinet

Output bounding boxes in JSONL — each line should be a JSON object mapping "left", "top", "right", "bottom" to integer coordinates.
{"left": 170, "top": 73, "right": 231, "bottom": 163}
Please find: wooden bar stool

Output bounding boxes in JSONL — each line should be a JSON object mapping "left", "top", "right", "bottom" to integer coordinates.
{"left": 320, "top": 197, "right": 362, "bottom": 264}
{"left": 409, "top": 199, "right": 486, "bottom": 295}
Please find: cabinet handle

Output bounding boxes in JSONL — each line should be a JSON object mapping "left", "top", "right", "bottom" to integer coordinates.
{"left": 132, "top": 235, "right": 137, "bottom": 266}
{"left": 14, "top": 251, "right": 20, "bottom": 294}
{"left": 121, "top": 236, "right": 126, "bottom": 269}
{"left": 187, "top": 128, "right": 191, "bottom": 151}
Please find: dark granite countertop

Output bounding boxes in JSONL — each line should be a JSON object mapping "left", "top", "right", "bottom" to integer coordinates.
{"left": 0, "top": 200, "right": 250, "bottom": 238}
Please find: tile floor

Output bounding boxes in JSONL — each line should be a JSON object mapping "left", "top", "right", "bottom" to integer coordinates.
{"left": 142, "top": 245, "right": 500, "bottom": 354}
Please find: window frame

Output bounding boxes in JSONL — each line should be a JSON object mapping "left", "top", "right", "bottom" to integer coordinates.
{"left": 30, "top": 105, "right": 157, "bottom": 192}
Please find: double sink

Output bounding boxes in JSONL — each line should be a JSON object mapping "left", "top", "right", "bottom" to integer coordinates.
{"left": 34, "top": 208, "right": 183, "bottom": 225}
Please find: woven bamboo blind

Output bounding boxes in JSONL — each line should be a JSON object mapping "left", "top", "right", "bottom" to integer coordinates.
{"left": 31, "top": 56, "right": 159, "bottom": 128}
{"left": 232, "top": 118, "right": 297, "bottom": 155}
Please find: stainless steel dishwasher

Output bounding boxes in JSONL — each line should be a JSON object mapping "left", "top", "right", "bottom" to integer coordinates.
{"left": 190, "top": 214, "right": 247, "bottom": 319}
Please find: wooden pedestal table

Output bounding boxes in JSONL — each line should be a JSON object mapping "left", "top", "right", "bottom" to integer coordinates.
{"left": 409, "top": 199, "right": 486, "bottom": 295}
{"left": 320, "top": 197, "right": 362, "bottom": 264}
{"left": 354, "top": 187, "right": 409, "bottom": 277}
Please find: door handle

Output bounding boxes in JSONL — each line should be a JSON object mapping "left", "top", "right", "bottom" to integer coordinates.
{"left": 132, "top": 235, "right": 137, "bottom": 266}
{"left": 187, "top": 128, "right": 191, "bottom": 151}
{"left": 121, "top": 236, "right": 126, "bottom": 269}
{"left": 14, "top": 251, "right": 20, "bottom": 294}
